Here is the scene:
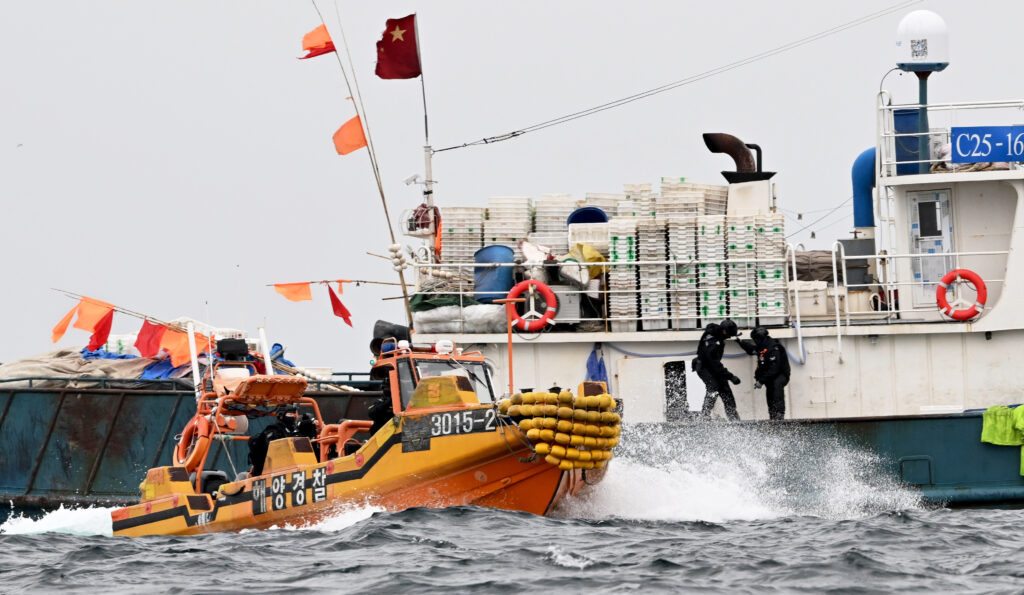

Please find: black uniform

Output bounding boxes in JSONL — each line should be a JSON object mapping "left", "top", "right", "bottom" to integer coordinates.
{"left": 738, "top": 331, "right": 791, "bottom": 420}
{"left": 693, "top": 321, "right": 741, "bottom": 420}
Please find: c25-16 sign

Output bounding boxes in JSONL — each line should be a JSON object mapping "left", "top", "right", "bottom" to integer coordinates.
{"left": 951, "top": 126, "right": 1024, "bottom": 163}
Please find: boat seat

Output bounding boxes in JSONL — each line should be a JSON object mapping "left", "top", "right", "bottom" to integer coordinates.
{"left": 226, "top": 375, "right": 308, "bottom": 406}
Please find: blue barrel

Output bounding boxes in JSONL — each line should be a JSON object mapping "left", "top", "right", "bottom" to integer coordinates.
{"left": 567, "top": 206, "right": 609, "bottom": 225}
{"left": 893, "top": 108, "right": 920, "bottom": 176}
{"left": 474, "top": 245, "right": 515, "bottom": 303}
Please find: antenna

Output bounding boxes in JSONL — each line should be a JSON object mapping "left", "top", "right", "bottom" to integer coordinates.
{"left": 895, "top": 10, "right": 949, "bottom": 174}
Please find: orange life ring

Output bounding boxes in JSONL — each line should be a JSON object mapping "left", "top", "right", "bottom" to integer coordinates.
{"left": 936, "top": 268, "right": 987, "bottom": 321}
{"left": 505, "top": 280, "right": 558, "bottom": 332}
{"left": 175, "top": 414, "right": 211, "bottom": 473}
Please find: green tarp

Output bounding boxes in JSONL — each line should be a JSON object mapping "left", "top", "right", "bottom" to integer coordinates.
{"left": 409, "top": 293, "right": 482, "bottom": 312}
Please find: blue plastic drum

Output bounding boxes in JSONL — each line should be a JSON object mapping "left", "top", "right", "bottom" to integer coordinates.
{"left": 474, "top": 245, "right": 515, "bottom": 303}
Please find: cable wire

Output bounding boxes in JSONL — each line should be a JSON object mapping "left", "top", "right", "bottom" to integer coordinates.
{"left": 435, "top": 0, "right": 922, "bottom": 152}
{"left": 785, "top": 196, "right": 853, "bottom": 238}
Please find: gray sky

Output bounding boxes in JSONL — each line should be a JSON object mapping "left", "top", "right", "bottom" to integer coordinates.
{"left": 2, "top": 0, "right": 1021, "bottom": 371}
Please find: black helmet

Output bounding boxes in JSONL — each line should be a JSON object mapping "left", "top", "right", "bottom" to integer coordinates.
{"left": 750, "top": 326, "right": 769, "bottom": 345}
{"left": 720, "top": 318, "right": 738, "bottom": 337}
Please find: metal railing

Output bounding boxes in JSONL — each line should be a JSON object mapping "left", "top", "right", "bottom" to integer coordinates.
{"left": 876, "top": 92, "right": 1024, "bottom": 179}
{"left": 410, "top": 244, "right": 1007, "bottom": 361}
{"left": 411, "top": 255, "right": 789, "bottom": 333}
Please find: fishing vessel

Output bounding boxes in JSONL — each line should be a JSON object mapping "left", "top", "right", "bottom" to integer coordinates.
{"left": 110, "top": 332, "right": 621, "bottom": 537}
{"left": 396, "top": 11, "right": 1024, "bottom": 504}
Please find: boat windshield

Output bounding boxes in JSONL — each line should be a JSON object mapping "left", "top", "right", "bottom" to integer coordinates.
{"left": 414, "top": 360, "right": 495, "bottom": 403}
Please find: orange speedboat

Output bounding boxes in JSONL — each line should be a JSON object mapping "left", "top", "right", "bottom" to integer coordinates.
{"left": 111, "top": 337, "right": 620, "bottom": 537}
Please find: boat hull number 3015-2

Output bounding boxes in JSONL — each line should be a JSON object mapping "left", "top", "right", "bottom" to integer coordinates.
{"left": 430, "top": 408, "right": 496, "bottom": 437}
{"left": 951, "top": 126, "right": 1024, "bottom": 163}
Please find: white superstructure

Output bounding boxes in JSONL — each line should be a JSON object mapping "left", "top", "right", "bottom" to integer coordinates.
{"left": 404, "top": 94, "right": 1024, "bottom": 424}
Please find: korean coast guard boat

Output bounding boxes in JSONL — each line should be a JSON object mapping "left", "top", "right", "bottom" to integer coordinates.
{"left": 110, "top": 334, "right": 620, "bottom": 537}
{"left": 397, "top": 11, "right": 1024, "bottom": 504}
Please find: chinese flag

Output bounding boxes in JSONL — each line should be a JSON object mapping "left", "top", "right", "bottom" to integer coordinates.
{"left": 274, "top": 282, "right": 313, "bottom": 302}
{"left": 135, "top": 320, "right": 167, "bottom": 358}
{"left": 300, "top": 24, "right": 336, "bottom": 60}
{"left": 327, "top": 284, "right": 353, "bottom": 327}
{"left": 333, "top": 116, "right": 367, "bottom": 155}
{"left": 375, "top": 14, "right": 421, "bottom": 79}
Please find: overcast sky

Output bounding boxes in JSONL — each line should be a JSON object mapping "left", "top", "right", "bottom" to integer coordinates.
{"left": 2, "top": 0, "right": 1022, "bottom": 371}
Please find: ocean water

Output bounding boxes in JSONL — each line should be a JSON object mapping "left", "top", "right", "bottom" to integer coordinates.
{"left": 2, "top": 423, "right": 1022, "bottom": 593}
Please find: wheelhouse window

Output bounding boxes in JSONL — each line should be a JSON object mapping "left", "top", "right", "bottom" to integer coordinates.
{"left": 397, "top": 359, "right": 417, "bottom": 408}
{"left": 414, "top": 360, "right": 495, "bottom": 404}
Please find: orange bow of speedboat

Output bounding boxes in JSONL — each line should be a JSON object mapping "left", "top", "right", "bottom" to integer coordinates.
{"left": 111, "top": 340, "right": 620, "bottom": 537}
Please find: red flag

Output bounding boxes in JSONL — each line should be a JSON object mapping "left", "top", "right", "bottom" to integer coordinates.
{"left": 328, "top": 285, "right": 353, "bottom": 327}
{"left": 86, "top": 310, "right": 115, "bottom": 352}
{"left": 135, "top": 320, "right": 167, "bottom": 358}
{"left": 333, "top": 116, "right": 367, "bottom": 155}
{"left": 300, "top": 24, "right": 336, "bottom": 60}
{"left": 375, "top": 14, "right": 421, "bottom": 79}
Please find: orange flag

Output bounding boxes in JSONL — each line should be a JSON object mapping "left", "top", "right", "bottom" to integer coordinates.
{"left": 335, "top": 279, "right": 351, "bottom": 295}
{"left": 300, "top": 24, "right": 336, "bottom": 59}
{"left": 159, "top": 329, "right": 209, "bottom": 368}
{"left": 73, "top": 297, "right": 115, "bottom": 332}
{"left": 274, "top": 282, "right": 313, "bottom": 302}
{"left": 51, "top": 303, "right": 79, "bottom": 343}
{"left": 52, "top": 296, "right": 115, "bottom": 343}
{"left": 333, "top": 116, "right": 367, "bottom": 155}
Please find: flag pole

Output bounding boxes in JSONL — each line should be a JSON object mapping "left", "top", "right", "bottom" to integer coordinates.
{"left": 415, "top": 14, "right": 435, "bottom": 209}
{"left": 313, "top": 1, "right": 414, "bottom": 327}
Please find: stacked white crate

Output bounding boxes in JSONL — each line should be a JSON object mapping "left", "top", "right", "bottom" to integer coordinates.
{"left": 567, "top": 222, "right": 610, "bottom": 255}
{"left": 531, "top": 194, "right": 576, "bottom": 256}
{"left": 637, "top": 217, "right": 669, "bottom": 330}
{"left": 623, "top": 183, "right": 655, "bottom": 218}
{"left": 608, "top": 217, "right": 638, "bottom": 332}
{"left": 727, "top": 216, "right": 758, "bottom": 327}
{"left": 655, "top": 192, "right": 699, "bottom": 329}
{"left": 697, "top": 215, "right": 729, "bottom": 322}
{"left": 583, "top": 192, "right": 624, "bottom": 214}
{"left": 484, "top": 196, "right": 532, "bottom": 261}
{"left": 439, "top": 207, "right": 484, "bottom": 264}
{"left": 432, "top": 207, "right": 483, "bottom": 293}
{"left": 755, "top": 213, "right": 788, "bottom": 323}
{"left": 660, "top": 180, "right": 729, "bottom": 216}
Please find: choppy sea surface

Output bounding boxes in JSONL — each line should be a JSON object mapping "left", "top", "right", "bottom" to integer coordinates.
{"left": 2, "top": 423, "right": 1022, "bottom": 593}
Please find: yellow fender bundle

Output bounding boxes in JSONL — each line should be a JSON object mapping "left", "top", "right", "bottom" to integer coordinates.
{"left": 497, "top": 383, "right": 621, "bottom": 470}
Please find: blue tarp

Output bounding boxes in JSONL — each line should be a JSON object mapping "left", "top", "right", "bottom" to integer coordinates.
{"left": 140, "top": 359, "right": 189, "bottom": 380}
{"left": 270, "top": 343, "right": 295, "bottom": 367}
{"left": 80, "top": 348, "right": 138, "bottom": 360}
{"left": 586, "top": 345, "right": 608, "bottom": 384}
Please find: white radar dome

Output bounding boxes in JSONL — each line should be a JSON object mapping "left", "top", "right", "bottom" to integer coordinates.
{"left": 895, "top": 10, "right": 949, "bottom": 72}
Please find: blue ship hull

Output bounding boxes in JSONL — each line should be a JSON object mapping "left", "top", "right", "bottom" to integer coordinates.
{"left": 0, "top": 379, "right": 380, "bottom": 516}
{"left": 804, "top": 411, "right": 1024, "bottom": 504}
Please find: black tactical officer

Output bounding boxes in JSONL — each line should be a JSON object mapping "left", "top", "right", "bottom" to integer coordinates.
{"left": 738, "top": 327, "right": 791, "bottom": 420}
{"left": 693, "top": 318, "right": 741, "bottom": 420}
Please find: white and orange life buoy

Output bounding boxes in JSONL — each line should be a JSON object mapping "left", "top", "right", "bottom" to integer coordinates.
{"left": 505, "top": 280, "right": 558, "bottom": 332}
{"left": 175, "top": 414, "right": 211, "bottom": 473}
{"left": 936, "top": 268, "right": 987, "bottom": 321}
